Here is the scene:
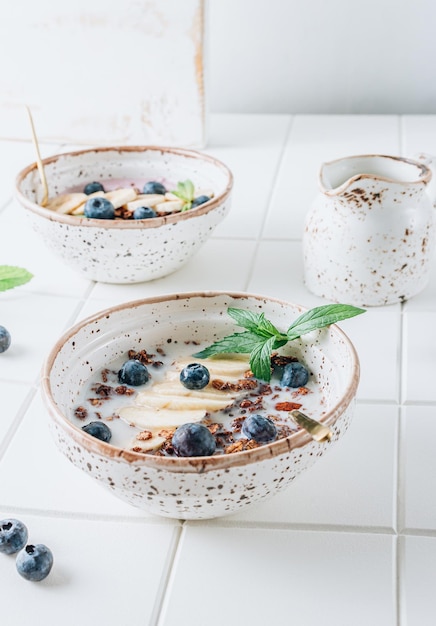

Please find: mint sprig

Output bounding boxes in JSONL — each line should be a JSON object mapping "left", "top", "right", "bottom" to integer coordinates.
{"left": 171, "top": 179, "right": 196, "bottom": 211}
{"left": 193, "top": 303, "right": 365, "bottom": 382}
{"left": 0, "top": 266, "right": 33, "bottom": 292}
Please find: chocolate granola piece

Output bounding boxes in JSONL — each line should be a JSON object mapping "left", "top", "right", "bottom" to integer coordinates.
{"left": 114, "top": 385, "right": 135, "bottom": 396}
{"left": 91, "top": 384, "right": 114, "bottom": 397}
{"left": 74, "top": 406, "right": 88, "bottom": 420}
{"left": 136, "top": 430, "right": 153, "bottom": 441}
{"left": 270, "top": 353, "right": 298, "bottom": 368}
{"left": 274, "top": 401, "right": 302, "bottom": 411}
{"left": 212, "top": 378, "right": 257, "bottom": 392}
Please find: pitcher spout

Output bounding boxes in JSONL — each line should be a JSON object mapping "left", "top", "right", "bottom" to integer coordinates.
{"left": 320, "top": 154, "right": 431, "bottom": 196}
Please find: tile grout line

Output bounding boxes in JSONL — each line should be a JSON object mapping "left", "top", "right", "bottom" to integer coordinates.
{"left": 0, "top": 385, "right": 38, "bottom": 462}
{"left": 153, "top": 522, "right": 186, "bottom": 626}
{"left": 243, "top": 114, "right": 295, "bottom": 291}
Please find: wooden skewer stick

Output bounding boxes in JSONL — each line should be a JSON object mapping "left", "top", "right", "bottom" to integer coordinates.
{"left": 25, "top": 105, "right": 48, "bottom": 207}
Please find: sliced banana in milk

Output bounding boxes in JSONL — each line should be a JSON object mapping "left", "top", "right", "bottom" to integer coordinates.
{"left": 105, "top": 188, "right": 137, "bottom": 208}
{"left": 130, "top": 431, "right": 166, "bottom": 452}
{"left": 117, "top": 355, "right": 252, "bottom": 432}
{"left": 118, "top": 406, "right": 206, "bottom": 429}
{"left": 46, "top": 193, "right": 88, "bottom": 214}
{"left": 126, "top": 194, "right": 167, "bottom": 210}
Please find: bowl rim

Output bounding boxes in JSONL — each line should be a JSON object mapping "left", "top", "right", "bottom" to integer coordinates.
{"left": 41, "top": 291, "right": 360, "bottom": 472}
{"left": 14, "top": 145, "right": 233, "bottom": 230}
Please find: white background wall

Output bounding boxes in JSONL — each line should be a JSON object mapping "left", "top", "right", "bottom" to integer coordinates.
{"left": 208, "top": 0, "right": 436, "bottom": 114}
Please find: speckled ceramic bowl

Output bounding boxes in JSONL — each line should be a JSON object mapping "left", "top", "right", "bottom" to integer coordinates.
{"left": 41, "top": 292, "right": 360, "bottom": 520}
{"left": 15, "top": 146, "right": 233, "bottom": 283}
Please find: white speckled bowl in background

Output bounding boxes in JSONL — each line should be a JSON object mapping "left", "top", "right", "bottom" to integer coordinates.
{"left": 41, "top": 292, "right": 360, "bottom": 520}
{"left": 15, "top": 146, "right": 233, "bottom": 283}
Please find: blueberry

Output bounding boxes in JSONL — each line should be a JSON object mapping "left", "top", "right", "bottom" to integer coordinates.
{"left": 133, "top": 206, "right": 157, "bottom": 220}
{"left": 16, "top": 544, "right": 53, "bottom": 582}
{"left": 118, "top": 359, "right": 150, "bottom": 386}
{"left": 180, "top": 363, "right": 210, "bottom": 390}
{"left": 280, "top": 362, "right": 309, "bottom": 388}
{"left": 242, "top": 414, "right": 278, "bottom": 443}
{"left": 82, "top": 421, "right": 112, "bottom": 443}
{"left": 172, "top": 423, "right": 216, "bottom": 457}
{"left": 84, "top": 197, "right": 115, "bottom": 219}
{"left": 142, "top": 181, "right": 166, "bottom": 195}
{"left": 191, "top": 195, "right": 210, "bottom": 208}
{"left": 0, "top": 326, "right": 11, "bottom": 353}
{"left": 0, "top": 519, "right": 28, "bottom": 555}
{"left": 83, "top": 181, "right": 105, "bottom": 195}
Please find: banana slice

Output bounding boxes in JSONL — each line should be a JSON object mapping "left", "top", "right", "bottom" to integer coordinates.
{"left": 105, "top": 188, "right": 137, "bottom": 208}
{"left": 170, "top": 356, "right": 251, "bottom": 378}
{"left": 118, "top": 407, "right": 205, "bottom": 429}
{"left": 164, "top": 192, "right": 180, "bottom": 200}
{"left": 156, "top": 199, "right": 184, "bottom": 213}
{"left": 130, "top": 432, "right": 166, "bottom": 452}
{"left": 46, "top": 193, "right": 88, "bottom": 214}
{"left": 134, "top": 394, "right": 233, "bottom": 412}
{"left": 126, "top": 194, "right": 167, "bottom": 210}
{"left": 146, "top": 381, "right": 239, "bottom": 401}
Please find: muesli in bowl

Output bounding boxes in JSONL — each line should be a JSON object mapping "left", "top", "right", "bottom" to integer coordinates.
{"left": 41, "top": 292, "right": 362, "bottom": 520}
{"left": 15, "top": 146, "right": 233, "bottom": 283}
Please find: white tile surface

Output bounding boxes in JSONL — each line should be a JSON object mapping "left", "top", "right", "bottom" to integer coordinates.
{"left": 160, "top": 526, "right": 396, "bottom": 626}
{"left": 401, "top": 405, "right": 436, "bottom": 532}
{"left": 402, "top": 311, "right": 436, "bottom": 403}
{"left": 0, "top": 292, "right": 82, "bottom": 384}
{"left": 0, "top": 511, "right": 179, "bottom": 626}
{"left": 0, "top": 202, "right": 92, "bottom": 298}
{"left": 217, "top": 403, "right": 398, "bottom": 529}
{"left": 0, "top": 392, "right": 156, "bottom": 518}
{"left": 402, "top": 536, "right": 436, "bottom": 626}
{"left": 0, "top": 114, "right": 435, "bottom": 626}
{"left": 0, "top": 381, "right": 34, "bottom": 449}
{"left": 205, "top": 113, "right": 292, "bottom": 239}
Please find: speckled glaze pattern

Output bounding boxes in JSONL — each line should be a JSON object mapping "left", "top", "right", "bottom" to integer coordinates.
{"left": 303, "top": 155, "right": 436, "bottom": 306}
{"left": 15, "top": 147, "right": 233, "bottom": 283}
{"left": 41, "top": 292, "right": 360, "bottom": 520}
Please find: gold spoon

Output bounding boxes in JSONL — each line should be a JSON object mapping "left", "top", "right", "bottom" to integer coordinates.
{"left": 290, "top": 410, "right": 332, "bottom": 443}
{"left": 25, "top": 105, "right": 48, "bottom": 207}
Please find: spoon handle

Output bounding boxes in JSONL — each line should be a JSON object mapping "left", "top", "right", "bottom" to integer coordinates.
{"left": 290, "top": 410, "right": 332, "bottom": 443}
{"left": 26, "top": 106, "right": 48, "bottom": 207}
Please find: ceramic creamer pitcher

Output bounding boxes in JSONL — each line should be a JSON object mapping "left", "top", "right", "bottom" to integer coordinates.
{"left": 302, "top": 154, "right": 436, "bottom": 306}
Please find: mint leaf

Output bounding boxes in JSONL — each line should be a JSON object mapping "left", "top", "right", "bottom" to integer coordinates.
{"left": 286, "top": 304, "right": 366, "bottom": 340}
{"left": 193, "top": 331, "right": 262, "bottom": 358}
{"left": 0, "top": 266, "right": 33, "bottom": 292}
{"left": 249, "top": 336, "right": 276, "bottom": 381}
{"left": 194, "top": 303, "right": 365, "bottom": 382}
{"left": 228, "top": 308, "right": 286, "bottom": 340}
{"left": 171, "top": 179, "right": 196, "bottom": 212}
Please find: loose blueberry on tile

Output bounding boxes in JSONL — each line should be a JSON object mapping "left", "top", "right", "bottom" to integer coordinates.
{"left": 142, "top": 181, "right": 166, "bottom": 195}
{"left": 133, "top": 206, "right": 157, "bottom": 220}
{"left": 0, "top": 326, "right": 11, "bottom": 353}
{"left": 191, "top": 195, "right": 210, "bottom": 208}
{"left": 0, "top": 519, "right": 28, "bottom": 555}
{"left": 82, "top": 421, "right": 112, "bottom": 442}
{"left": 280, "top": 362, "right": 309, "bottom": 388}
{"left": 180, "top": 363, "right": 210, "bottom": 390}
{"left": 83, "top": 181, "right": 105, "bottom": 195}
{"left": 84, "top": 197, "right": 115, "bottom": 219}
{"left": 118, "top": 359, "right": 150, "bottom": 386}
{"left": 242, "top": 414, "right": 278, "bottom": 443}
{"left": 172, "top": 422, "right": 216, "bottom": 457}
{"left": 16, "top": 544, "right": 53, "bottom": 582}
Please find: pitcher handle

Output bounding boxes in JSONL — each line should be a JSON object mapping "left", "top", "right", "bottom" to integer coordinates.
{"left": 413, "top": 153, "right": 436, "bottom": 207}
